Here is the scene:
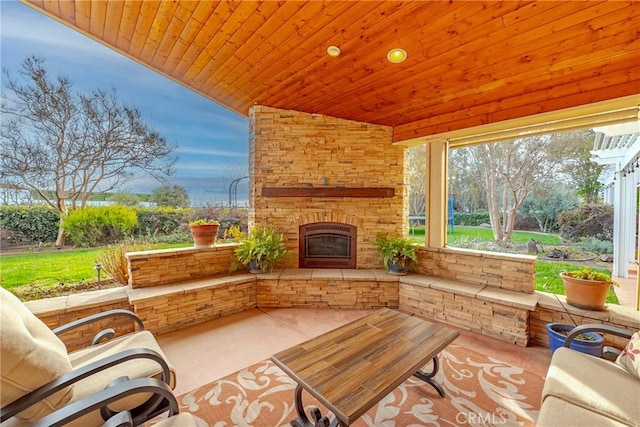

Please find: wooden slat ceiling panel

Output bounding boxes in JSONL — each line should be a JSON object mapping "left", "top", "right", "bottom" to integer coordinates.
{"left": 214, "top": 1, "right": 365, "bottom": 103}
{"left": 258, "top": 1, "right": 465, "bottom": 111}
{"left": 203, "top": 2, "right": 347, "bottom": 102}
{"left": 24, "top": 0, "right": 640, "bottom": 142}
{"left": 379, "top": 9, "right": 640, "bottom": 124}
{"left": 309, "top": 1, "right": 634, "bottom": 123}
{"left": 114, "top": 0, "right": 141, "bottom": 52}
{"left": 286, "top": 1, "right": 521, "bottom": 119}
{"left": 187, "top": 2, "right": 283, "bottom": 90}
{"left": 215, "top": 1, "right": 346, "bottom": 102}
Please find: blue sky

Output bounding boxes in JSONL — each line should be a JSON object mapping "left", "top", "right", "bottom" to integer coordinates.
{"left": 0, "top": 1, "right": 249, "bottom": 206}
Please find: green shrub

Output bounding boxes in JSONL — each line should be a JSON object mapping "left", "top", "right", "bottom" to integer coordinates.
{"left": 0, "top": 205, "right": 59, "bottom": 244}
{"left": 134, "top": 207, "right": 188, "bottom": 236}
{"left": 185, "top": 207, "right": 248, "bottom": 236}
{"left": 558, "top": 204, "right": 613, "bottom": 241}
{"left": 453, "top": 211, "right": 491, "bottom": 226}
{"left": 575, "top": 237, "right": 613, "bottom": 254}
{"left": 65, "top": 206, "right": 138, "bottom": 247}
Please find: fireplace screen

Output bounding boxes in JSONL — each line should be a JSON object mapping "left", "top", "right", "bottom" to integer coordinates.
{"left": 299, "top": 223, "right": 356, "bottom": 268}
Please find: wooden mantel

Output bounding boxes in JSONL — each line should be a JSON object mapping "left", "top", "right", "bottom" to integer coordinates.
{"left": 261, "top": 187, "right": 395, "bottom": 198}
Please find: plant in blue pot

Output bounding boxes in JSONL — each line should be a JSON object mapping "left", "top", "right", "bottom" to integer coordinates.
{"left": 374, "top": 234, "right": 418, "bottom": 276}
{"left": 234, "top": 225, "right": 287, "bottom": 273}
{"left": 545, "top": 323, "right": 604, "bottom": 357}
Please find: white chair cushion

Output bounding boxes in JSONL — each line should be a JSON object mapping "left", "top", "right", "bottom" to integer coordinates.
{"left": 0, "top": 288, "right": 74, "bottom": 422}
{"left": 63, "top": 330, "right": 177, "bottom": 426}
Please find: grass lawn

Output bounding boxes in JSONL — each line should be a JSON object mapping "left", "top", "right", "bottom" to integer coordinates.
{"left": 0, "top": 243, "right": 191, "bottom": 290}
{"left": 447, "top": 226, "right": 562, "bottom": 245}
{"left": 409, "top": 225, "right": 562, "bottom": 245}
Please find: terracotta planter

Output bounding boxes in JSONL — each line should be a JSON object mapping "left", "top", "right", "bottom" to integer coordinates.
{"left": 560, "top": 272, "right": 611, "bottom": 311}
{"left": 189, "top": 224, "right": 219, "bottom": 248}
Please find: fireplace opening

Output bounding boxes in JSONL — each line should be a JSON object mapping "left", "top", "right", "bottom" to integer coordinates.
{"left": 299, "top": 223, "right": 356, "bottom": 269}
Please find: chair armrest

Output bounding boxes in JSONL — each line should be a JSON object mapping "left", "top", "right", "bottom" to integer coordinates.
{"left": 0, "top": 348, "right": 171, "bottom": 422}
{"left": 29, "top": 377, "right": 179, "bottom": 427}
{"left": 52, "top": 309, "right": 145, "bottom": 345}
{"left": 563, "top": 324, "right": 633, "bottom": 348}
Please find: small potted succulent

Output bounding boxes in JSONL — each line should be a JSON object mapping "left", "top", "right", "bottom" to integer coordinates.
{"left": 234, "top": 225, "right": 287, "bottom": 273}
{"left": 559, "top": 267, "right": 618, "bottom": 311}
{"left": 374, "top": 234, "right": 418, "bottom": 275}
{"left": 188, "top": 218, "right": 220, "bottom": 248}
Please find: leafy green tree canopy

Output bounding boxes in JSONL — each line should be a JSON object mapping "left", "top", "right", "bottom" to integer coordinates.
{"left": 109, "top": 192, "right": 141, "bottom": 206}
{"left": 150, "top": 185, "right": 190, "bottom": 207}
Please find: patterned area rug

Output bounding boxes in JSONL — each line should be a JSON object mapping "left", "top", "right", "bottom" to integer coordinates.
{"left": 176, "top": 344, "right": 544, "bottom": 426}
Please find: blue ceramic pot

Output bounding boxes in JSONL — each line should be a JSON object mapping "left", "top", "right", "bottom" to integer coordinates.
{"left": 545, "top": 323, "right": 604, "bottom": 357}
{"left": 387, "top": 260, "right": 408, "bottom": 276}
{"left": 249, "top": 259, "right": 263, "bottom": 274}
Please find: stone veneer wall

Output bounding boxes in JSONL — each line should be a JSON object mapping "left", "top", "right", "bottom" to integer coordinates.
{"left": 26, "top": 288, "right": 134, "bottom": 352}
{"left": 256, "top": 269, "right": 399, "bottom": 309}
{"left": 128, "top": 276, "right": 257, "bottom": 335}
{"left": 415, "top": 247, "right": 536, "bottom": 293}
{"left": 249, "top": 105, "right": 408, "bottom": 269}
{"left": 530, "top": 292, "right": 640, "bottom": 349}
{"left": 399, "top": 279, "right": 531, "bottom": 346}
{"left": 127, "top": 244, "right": 238, "bottom": 288}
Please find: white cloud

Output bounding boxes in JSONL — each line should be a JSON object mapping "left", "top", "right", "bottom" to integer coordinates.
{"left": 176, "top": 147, "right": 247, "bottom": 158}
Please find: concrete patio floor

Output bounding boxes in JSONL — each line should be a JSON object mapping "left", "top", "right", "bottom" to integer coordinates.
{"left": 156, "top": 308, "right": 553, "bottom": 397}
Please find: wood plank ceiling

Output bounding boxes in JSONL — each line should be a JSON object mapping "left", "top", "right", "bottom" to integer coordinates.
{"left": 23, "top": 1, "right": 640, "bottom": 143}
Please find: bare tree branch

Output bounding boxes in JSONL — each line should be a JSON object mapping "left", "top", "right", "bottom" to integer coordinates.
{"left": 1, "top": 57, "right": 177, "bottom": 245}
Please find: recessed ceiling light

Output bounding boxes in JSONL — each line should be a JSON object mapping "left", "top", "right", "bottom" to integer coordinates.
{"left": 387, "top": 48, "right": 407, "bottom": 63}
{"left": 327, "top": 46, "right": 341, "bottom": 57}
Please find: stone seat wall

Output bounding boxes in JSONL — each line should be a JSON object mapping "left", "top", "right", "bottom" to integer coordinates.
{"left": 27, "top": 269, "right": 545, "bottom": 350}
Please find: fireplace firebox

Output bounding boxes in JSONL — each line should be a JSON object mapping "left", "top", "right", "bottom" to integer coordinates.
{"left": 299, "top": 223, "right": 356, "bottom": 269}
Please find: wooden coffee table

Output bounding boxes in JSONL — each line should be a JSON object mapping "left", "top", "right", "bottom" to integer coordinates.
{"left": 271, "top": 308, "right": 459, "bottom": 427}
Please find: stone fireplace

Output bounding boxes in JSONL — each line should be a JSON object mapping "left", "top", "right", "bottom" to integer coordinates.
{"left": 299, "top": 222, "right": 357, "bottom": 269}
{"left": 249, "top": 106, "right": 408, "bottom": 269}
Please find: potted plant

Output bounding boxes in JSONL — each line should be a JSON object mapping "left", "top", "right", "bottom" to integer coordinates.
{"left": 188, "top": 219, "right": 220, "bottom": 248}
{"left": 559, "top": 267, "right": 618, "bottom": 311}
{"left": 374, "top": 234, "right": 418, "bottom": 275}
{"left": 545, "top": 323, "right": 604, "bottom": 357}
{"left": 234, "top": 226, "right": 287, "bottom": 273}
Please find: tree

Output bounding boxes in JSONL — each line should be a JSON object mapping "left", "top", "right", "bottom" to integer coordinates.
{"left": 558, "top": 129, "right": 602, "bottom": 203}
{"left": 109, "top": 192, "right": 141, "bottom": 206}
{"left": 471, "top": 132, "right": 584, "bottom": 242}
{"left": 150, "top": 185, "right": 190, "bottom": 207}
{"left": 520, "top": 182, "right": 580, "bottom": 233}
{"left": 448, "top": 148, "right": 487, "bottom": 213}
{"left": 406, "top": 145, "right": 426, "bottom": 216}
{"left": 1, "top": 57, "right": 176, "bottom": 245}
